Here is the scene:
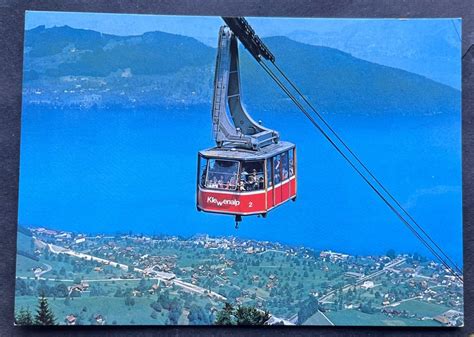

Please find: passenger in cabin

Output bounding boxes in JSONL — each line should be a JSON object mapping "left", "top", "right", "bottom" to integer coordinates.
{"left": 227, "top": 174, "right": 237, "bottom": 189}
{"left": 241, "top": 167, "right": 249, "bottom": 181}
{"left": 251, "top": 168, "right": 258, "bottom": 181}
{"left": 249, "top": 169, "right": 260, "bottom": 190}
{"left": 207, "top": 176, "right": 219, "bottom": 188}
{"left": 246, "top": 174, "right": 257, "bottom": 191}
{"left": 218, "top": 175, "right": 225, "bottom": 189}
{"left": 258, "top": 177, "right": 265, "bottom": 189}
{"left": 289, "top": 158, "right": 294, "bottom": 176}
{"left": 238, "top": 180, "right": 246, "bottom": 191}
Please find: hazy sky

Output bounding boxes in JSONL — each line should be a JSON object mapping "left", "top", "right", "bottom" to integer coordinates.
{"left": 25, "top": 11, "right": 460, "bottom": 46}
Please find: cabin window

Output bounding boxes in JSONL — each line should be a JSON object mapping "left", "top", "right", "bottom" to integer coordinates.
{"left": 266, "top": 158, "right": 273, "bottom": 188}
{"left": 199, "top": 156, "right": 208, "bottom": 188}
{"left": 205, "top": 159, "right": 239, "bottom": 190}
{"left": 239, "top": 161, "right": 265, "bottom": 191}
{"left": 273, "top": 154, "right": 281, "bottom": 184}
{"left": 281, "top": 151, "right": 289, "bottom": 180}
{"left": 289, "top": 149, "right": 295, "bottom": 177}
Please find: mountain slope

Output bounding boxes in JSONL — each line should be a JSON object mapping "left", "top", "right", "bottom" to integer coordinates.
{"left": 287, "top": 19, "right": 461, "bottom": 90}
{"left": 241, "top": 36, "right": 460, "bottom": 115}
{"left": 22, "top": 26, "right": 460, "bottom": 115}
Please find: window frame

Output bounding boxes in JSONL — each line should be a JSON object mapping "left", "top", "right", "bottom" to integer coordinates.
{"left": 198, "top": 155, "right": 209, "bottom": 188}
{"left": 289, "top": 148, "right": 295, "bottom": 177}
{"left": 204, "top": 158, "right": 240, "bottom": 191}
{"left": 239, "top": 160, "right": 266, "bottom": 192}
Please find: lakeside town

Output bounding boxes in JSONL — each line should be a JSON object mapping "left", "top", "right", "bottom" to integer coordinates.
{"left": 15, "top": 225, "right": 463, "bottom": 326}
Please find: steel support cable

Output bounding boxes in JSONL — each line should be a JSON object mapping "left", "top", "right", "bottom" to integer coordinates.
{"left": 269, "top": 61, "right": 464, "bottom": 277}
{"left": 257, "top": 60, "right": 463, "bottom": 283}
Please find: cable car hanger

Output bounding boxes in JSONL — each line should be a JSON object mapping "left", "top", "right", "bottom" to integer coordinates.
{"left": 211, "top": 23, "right": 279, "bottom": 150}
{"left": 197, "top": 16, "right": 462, "bottom": 283}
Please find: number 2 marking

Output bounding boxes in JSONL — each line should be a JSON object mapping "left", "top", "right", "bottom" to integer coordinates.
{"left": 248, "top": 201, "right": 253, "bottom": 208}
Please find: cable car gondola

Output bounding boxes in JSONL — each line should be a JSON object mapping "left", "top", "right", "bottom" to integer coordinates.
{"left": 196, "top": 20, "right": 297, "bottom": 227}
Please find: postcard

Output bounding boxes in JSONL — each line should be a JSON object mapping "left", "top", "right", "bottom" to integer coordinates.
{"left": 14, "top": 11, "right": 463, "bottom": 326}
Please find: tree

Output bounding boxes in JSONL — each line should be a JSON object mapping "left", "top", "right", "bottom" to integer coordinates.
{"left": 234, "top": 306, "right": 270, "bottom": 325}
{"left": 215, "top": 303, "right": 235, "bottom": 325}
{"left": 54, "top": 283, "right": 68, "bottom": 297}
{"left": 114, "top": 287, "right": 123, "bottom": 297}
{"left": 188, "top": 304, "right": 211, "bottom": 325}
{"left": 15, "top": 307, "right": 33, "bottom": 326}
{"left": 214, "top": 303, "right": 270, "bottom": 325}
{"left": 386, "top": 249, "right": 396, "bottom": 260}
{"left": 34, "top": 294, "right": 56, "bottom": 325}
{"left": 125, "top": 295, "right": 135, "bottom": 306}
{"left": 168, "top": 309, "right": 180, "bottom": 325}
{"left": 360, "top": 300, "right": 375, "bottom": 314}
{"left": 137, "top": 278, "right": 148, "bottom": 292}
{"left": 15, "top": 278, "right": 32, "bottom": 296}
{"left": 150, "top": 301, "right": 163, "bottom": 312}
{"left": 297, "top": 296, "right": 319, "bottom": 324}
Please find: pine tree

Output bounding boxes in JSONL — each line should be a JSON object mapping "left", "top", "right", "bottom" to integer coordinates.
{"left": 234, "top": 306, "right": 270, "bottom": 325}
{"left": 214, "top": 303, "right": 270, "bottom": 325}
{"left": 15, "top": 307, "right": 33, "bottom": 325}
{"left": 215, "top": 302, "right": 235, "bottom": 325}
{"left": 34, "top": 294, "right": 56, "bottom": 325}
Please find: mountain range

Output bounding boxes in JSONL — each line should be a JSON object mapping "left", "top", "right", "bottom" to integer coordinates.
{"left": 22, "top": 25, "right": 460, "bottom": 116}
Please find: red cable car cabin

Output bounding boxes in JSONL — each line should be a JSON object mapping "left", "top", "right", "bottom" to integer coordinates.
{"left": 197, "top": 142, "right": 297, "bottom": 219}
{"left": 197, "top": 20, "right": 297, "bottom": 225}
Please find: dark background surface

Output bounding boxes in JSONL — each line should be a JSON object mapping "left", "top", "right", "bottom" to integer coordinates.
{"left": 0, "top": 0, "right": 473, "bottom": 336}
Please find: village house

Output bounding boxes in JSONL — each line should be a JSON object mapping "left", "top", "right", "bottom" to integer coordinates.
{"left": 65, "top": 314, "right": 77, "bottom": 325}
{"left": 95, "top": 314, "right": 105, "bottom": 325}
{"left": 360, "top": 280, "right": 375, "bottom": 290}
{"left": 132, "top": 290, "right": 142, "bottom": 297}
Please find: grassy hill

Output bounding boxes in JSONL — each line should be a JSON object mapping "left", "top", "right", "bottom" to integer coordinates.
{"left": 23, "top": 26, "right": 460, "bottom": 115}
{"left": 16, "top": 226, "right": 37, "bottom": 260}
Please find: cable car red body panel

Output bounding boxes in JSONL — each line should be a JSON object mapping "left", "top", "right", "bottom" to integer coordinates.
{"left": 198, "top": 176, "right": 296, "bottom": 215}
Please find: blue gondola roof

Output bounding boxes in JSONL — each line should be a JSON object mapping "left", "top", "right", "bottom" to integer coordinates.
{"left": 199, "top": 141, "right": 295, "bottom": 161}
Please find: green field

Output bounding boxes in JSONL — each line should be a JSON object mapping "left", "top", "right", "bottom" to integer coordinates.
{"left": 326, "top": 309, "right": 442, "bottom": 327}
{"left": 394, "top": 300, "right": 451, "bottom": 317}
{"left": 16, "top": 295, "right": 168, "bottom": 325}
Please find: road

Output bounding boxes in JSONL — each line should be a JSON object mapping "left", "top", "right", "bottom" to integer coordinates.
{"left": 33, "top": 263, "right": 52, "bottom": 278}
{"left": 36, "top": 238, "right": 227, "bottom": 301}
{"left": 378, "top": 295, "right": 423, "bottom": 309}
{"left": 319, "top": 258, "right": 406, "bottom": 303}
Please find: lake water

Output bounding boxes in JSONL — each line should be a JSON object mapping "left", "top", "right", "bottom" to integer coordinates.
{"left": 18, "top": 105, "right": 462, "bottom": 265}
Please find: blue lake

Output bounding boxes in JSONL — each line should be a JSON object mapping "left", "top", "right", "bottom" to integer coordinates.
{"left": 18, "top": 105, "right": 462, "bottom": 265}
